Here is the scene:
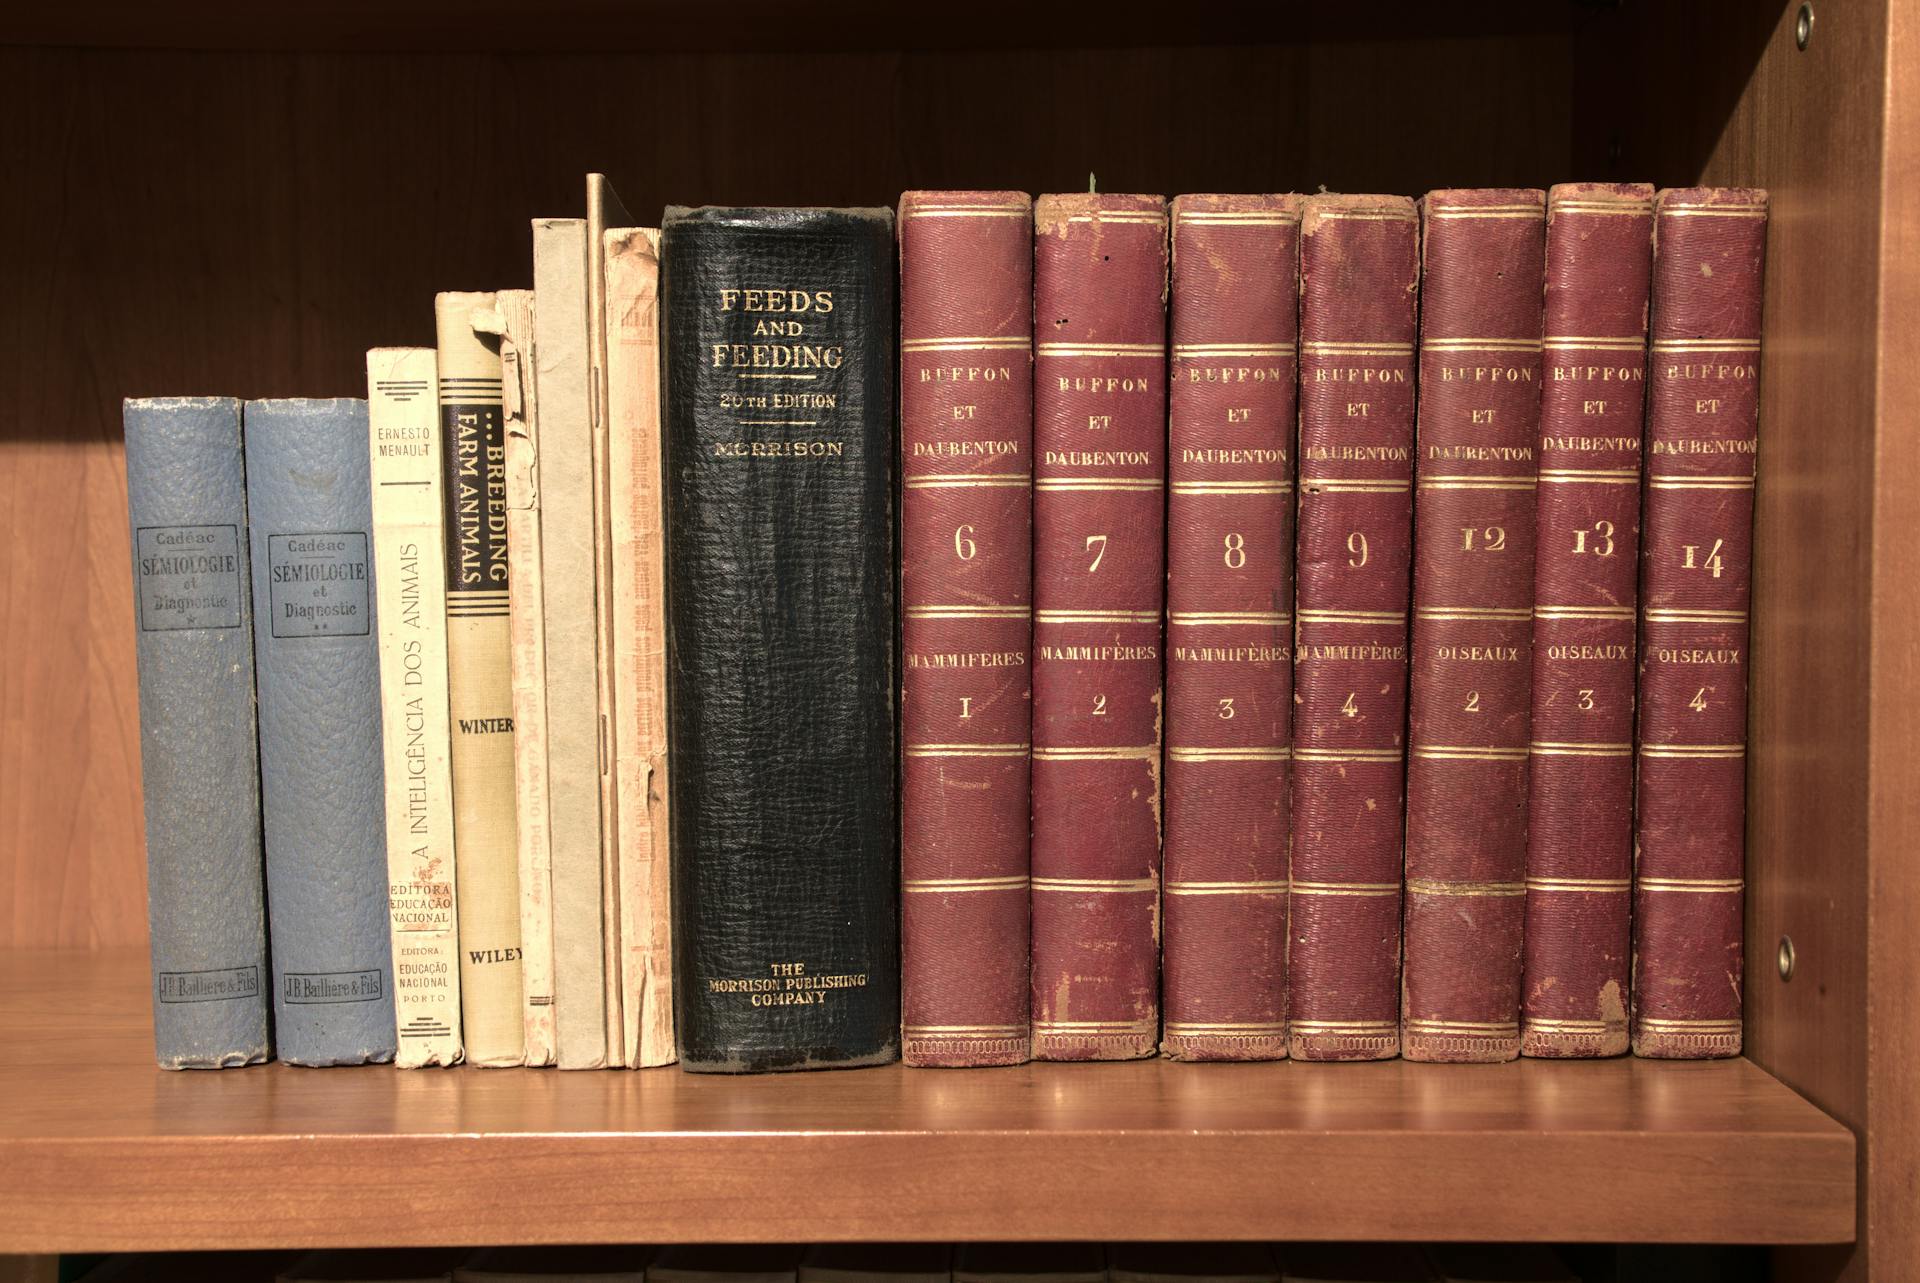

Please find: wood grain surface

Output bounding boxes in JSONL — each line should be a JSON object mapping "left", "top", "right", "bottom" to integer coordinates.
{"left": 0, "top": 950, "right": 1854, "bottom": 1252}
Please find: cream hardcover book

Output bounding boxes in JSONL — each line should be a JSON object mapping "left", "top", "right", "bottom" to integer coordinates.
{"left": 533, "top": 218, "right": 611, "bottom": 1070}
{"left": 491, "top": 290, "right": 557, "bottom": 1065}
{"left": 435, "top": 291, "right": 525, "bottom": 1067}
{"left": 367, "top": 347, "right": 464, "bottom": 1068}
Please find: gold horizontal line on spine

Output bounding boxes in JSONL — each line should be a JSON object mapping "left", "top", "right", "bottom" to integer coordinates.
{"left": 1417, "top": 476, "right": 1536, "bottom": 491}
{"left": 904, "top": 604, "right": 1030, "bottom": 620}
{"left": 736, "top": 372, "right": 817, "bottom": 380}
{"left": 1171, "top": 481, "right": 1293, "bottom": 495}
{"left": 1294, "top": 747, "right": 1404, "bottom": 762}
{"left": 1170, "top": 610, "right": 1289, "bottom": 626}
{"left": 1549, "top": 202, "right": 1654, "bottom": 216}
{"left": 1427, "top": 204, "right": 1542, "bottom": 218}
{"left": 1404, "top": 1018, "right": 1521, "bottom": 1033}
{"left": 901, "top": 336, "right": 1032, "bottom": 352}
{"left": 1065, "top": 213, "right": 1169, "bottom": 225}
{"left": 1292, "top": 881, "right": 1399, "bottom": 897}
{"left": 1535, "top": 605, "right": 1634, "bottom": 620}
{"left": 1164, "top": 880, "right": 1288, "bottom": 896}
{"left": 1421, "top": 337, "right": 1544, "bottom": 352}
{"left": 448, "top": 589, "right": 510, "bottom": 598}
{"left": 1166, "top": 747, "right": 1289, "bottom": 763}
{"left": 1176, "top": 212, "right": 1302, "bottom": 226}
{"left": 1650, "top": 338, "right": 1761, "bottom": 351}
{"left": 904, "top": 207, "right": 1030, "bottom": 218}
{"left": 1302, "top": 478, "right": 1411, "bottom": 493}
{"left": 1032, "top": 744, "right": 1159, "bottom": 761}
{"left": 1034, "top": 1019, "right": 1157, "bottom": 1031}
{"left": 1415, "top": 606, "right": 1532, "bottom": 621}
{"left": 1297, "top": 607, "right": 1406, "bottom": 624}
{"left": 1411, "top": 745, "right": 1530, "bottom": 762}
{"left": 904, "top": 1024, "right": 1028, "bottom": 1037}
{"left": 1531, "top": 743, "right": 1632, "bottom": 757}
{"left": 1539, "top": 468, "right": 1640, "bottom": 484}
{"left": 1302, "top": 340, "right": 1415, "bottom": 355}
{"left": 902, "top": 876, "right": 1029, "bottom": 892}
{"left": 1639, "top": 744, "right": 1746, "bottom": 759}
{"left": 902, "top": 743, "right": 1032, "bottom": 758}
{"left": 1035, "top": 342, "right": 1164, "bottom": 358}
{"left": 1527, "top": 877, "right": 1631, "bottom": 892}
{"left": 903, "top": 473, "right": 1031, "bottom": 490}
{"left": 1407, "top": 879, "right": 1526, "bottom": 898}
{"left": 1643, "top": 608, "right": 1747, "bottom": 623}
{"left": 1035, "top": 609, "right": 1160, "bottom": 624}
{"left": 1165, "top": 1024, "right": 1288, "bottom": 1038}
{"left": 1542, "top": 337, "right": 1646, "bottom": 351}
{"left": 1032, "top": 876, "right": 1158, "bottom": 893}
{"left": 1292, "top": 1019, "right": 1399, "bottom": 1033}
{"left": 1172, "top": 343, "right": 1298, "bottom": 357}
{"left": 1660, "top": 206, "right": 1767, "bottom": 217}
{"left": 1646, "top": 476, "right": 1755, "bottom": 490}
{"left": 1637, "top": 1017, "right": 1743, "bottom": 1031}
{"left": 1034, "top": 477, "right": 1164, "bottom": 492}
{"left": 1315, "top": 210, "right": 1417, "bottom": 222}
{"left": 1638, "top": 877, "right": 1745, "bottom": 893}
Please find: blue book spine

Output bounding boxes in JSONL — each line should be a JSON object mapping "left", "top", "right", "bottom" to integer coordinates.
{"left": 243, "top": 398, "right": 397, "bottom": 1065}
{"left": 124, "top": 397, "right": 272, "bottom": 1068}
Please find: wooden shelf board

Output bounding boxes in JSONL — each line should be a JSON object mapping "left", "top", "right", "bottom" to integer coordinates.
{"left": 0, "top": 951, "right": 1855, "bottom": 1251}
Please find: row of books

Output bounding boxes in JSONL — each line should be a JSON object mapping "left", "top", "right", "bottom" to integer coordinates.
{"left": 77, "top": 1242, "right": 1606, "bottom": 1283}
{"left": 904, "top": 185, "right": 1766, "bottom": 1067}
{"left": 126, "top": 178, "right": 1766, "bottom": 1073}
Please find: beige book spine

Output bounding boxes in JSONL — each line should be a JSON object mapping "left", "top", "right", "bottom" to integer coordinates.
{"left": 435, "top": 291, "right": 525, "bottom": 1067}
{"left": 491, "top": 291, "right": 557, "bottom": 1066}
{"left": 604, "top": 227, "right": 676, "bottom": 1067}
{"left": 367, "top": 348, "right": 465, "bottom": 1069}
{"left": 587, "top": 174, "right": 634, "bottom": 1066}
{"left": 532, "top": 220, "right": 611, "bottom": 1069}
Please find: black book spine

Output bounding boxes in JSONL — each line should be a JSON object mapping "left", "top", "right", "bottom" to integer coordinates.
{"left": 662, "top": 206, "right": 899, "bottom": 1071}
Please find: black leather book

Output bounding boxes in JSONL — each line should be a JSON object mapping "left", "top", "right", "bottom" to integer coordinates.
{"left": 662, "top": 206, "right": 899, "bottom": 1071}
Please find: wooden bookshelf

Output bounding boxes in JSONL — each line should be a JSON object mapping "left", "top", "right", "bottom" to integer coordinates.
{"left": 0, "top": 951, "right": 1854, "bottom": 1253}
{"left": 3, "top": 0, "right": 1918, "bottom": 1276}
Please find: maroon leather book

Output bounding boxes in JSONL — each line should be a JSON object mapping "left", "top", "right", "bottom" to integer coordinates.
{"left": 1160, "top": 193, "right": 1300, "bottom": 1062}
{"left": 1287, "top": 194, "right": 1419, "bottom": 1062}
{"left": 898, "top": 191, "right": 1034, "bottom": 1068}
{"left": 1402, "top": 188, "right": 1546, "bottom": 1063}
{"left": 1632, "top": 187, "right": 1768, "bottom": 1059}
{"left": 1520, "top": 184, "right": 1653, "bottom": 1059}
{"left": 1030, "top": 193, "right": 1168, "bottom": 1061}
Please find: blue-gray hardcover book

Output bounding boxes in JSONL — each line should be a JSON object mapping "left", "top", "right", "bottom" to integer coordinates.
{"left": 244, "top": 398, "right": 397, "bottom": 1065}
{"left": 124, "top": 396, "right": 272, "bottom": 1068}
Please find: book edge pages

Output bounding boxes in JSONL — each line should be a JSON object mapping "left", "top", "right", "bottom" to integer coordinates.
{"left": 604, "top": 225, "right": 677, "bottom": 1067}
{"left": 587, "top": 173, "right": 635, "bottom": 1066}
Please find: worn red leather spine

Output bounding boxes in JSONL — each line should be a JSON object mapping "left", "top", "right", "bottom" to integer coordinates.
{"left": 1287, "top": 195, "right": 1419, "bottom": 1062}
{"left": 1632, "top": 188, "right": 1767, "bottom": 1059}
{"left": 1520, "top": 184, "right": 1653, "bottom": 1059}
{"left": 898, "top": 191, "right": 1034, "bottom": 1068}
{"left": 1160, "top": 193, "right": 1300, "bottom": 1062}
{"left": 1030, "top": 193, "right": 1168, "bottom": 1061}
{"left": 1402, "top": 189, "right": 1546, "bottom": 1064}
